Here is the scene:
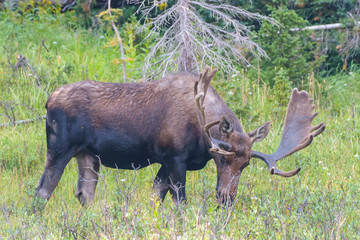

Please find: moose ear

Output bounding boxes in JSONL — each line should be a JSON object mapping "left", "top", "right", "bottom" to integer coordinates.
{"left": 219, "top": 115, "right": 233, "bottom": 138}
{"left": 248, "top": 121, "right": 271, "bottom": 145}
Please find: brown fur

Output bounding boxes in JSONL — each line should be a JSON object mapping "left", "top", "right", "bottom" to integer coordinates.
{"left": 35, "top": 70, "right": 324, "bottom": 207}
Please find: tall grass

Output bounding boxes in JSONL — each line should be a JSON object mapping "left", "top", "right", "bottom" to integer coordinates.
{"left": 1, "top": 7, "right": 360, "bottom": 239}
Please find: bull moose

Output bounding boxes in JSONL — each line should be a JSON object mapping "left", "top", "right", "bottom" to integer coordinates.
{"left": 35, "top": 67, "right": 325, "bottom": 206}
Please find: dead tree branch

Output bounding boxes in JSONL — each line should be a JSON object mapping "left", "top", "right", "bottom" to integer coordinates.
{"left": 14, "top": 54, "right": 49, "bottom": 95}
{"left": 130, "top": 0, "right": 277, "bottom": 79}
{"left": 41, "top": 39, "right": 50, "bottom": 53}
{"left": 0, "top": 115, "right": 46, "bottom": 128}
{"left": 0, "top": 101, "right": 16, "bottom": 123}
{"left": 1, "top": 205, "right": 15, "bottom": 240}
{"left": 290, "top": 6, "right": 360, "bottom": 66}
{"left": 290, "top": 21, "right": 360, "bottom": 31}
{"left": 108, "top": 0, "right": 127, "bottom": 82}
{"left": 340, "top": 13, "right": 360, "bottom": 62}
{"left": 0, "top": 100, "right": 45, "bottom": 127}
{"left": 3, "top": 47, "right": 15, "bottom": 70}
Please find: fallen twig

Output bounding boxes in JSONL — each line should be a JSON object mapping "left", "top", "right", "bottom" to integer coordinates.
{"left": 1, "top": 205, "right": 15, "bottom": 240}
{"left": 14, "top": 54, "right": 49, "bottom": 95}
{"left": 41, "top": 39, "right": 50, "bottom": 53}
{"left": 290, "top": 21, "right": 360, "bottom": 31}
{"left": 3, "top": 47, "right": 15, "bottom": 70}
{"left": 0, "top": 115, "right": 46, "bottom": 128}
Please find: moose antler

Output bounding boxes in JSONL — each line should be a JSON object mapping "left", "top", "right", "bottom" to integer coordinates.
{"left": 195, "top": 67, "right": 235, "bottom": 156}
{"left": 251, "top": 88, "right": 325, "bottom": 177}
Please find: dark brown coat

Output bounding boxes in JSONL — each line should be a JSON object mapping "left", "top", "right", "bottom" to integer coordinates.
{"left": 35, "top": 70, "right": 325, "bottom": 207}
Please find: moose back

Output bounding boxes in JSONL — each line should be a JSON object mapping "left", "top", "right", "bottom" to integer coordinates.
{"left": 35, "top": 67, "right": 325, "bottom": 206}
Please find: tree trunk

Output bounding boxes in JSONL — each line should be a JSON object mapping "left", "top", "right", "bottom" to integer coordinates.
{"left": 178, "top": 0, "right": 194, "bottom": 72}
{"left": 291, "top": 22, "right": 360, "bottom": 31}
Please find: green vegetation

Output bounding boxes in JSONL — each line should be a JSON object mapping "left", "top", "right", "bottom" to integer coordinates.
{"left": 1, "top": 3, "right": 360, "bottom": 239}
{"left": 251, "top": 7, "right": 325, "bottom": 87}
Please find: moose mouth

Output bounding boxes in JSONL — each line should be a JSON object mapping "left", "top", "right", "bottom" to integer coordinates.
{"left": 215, "top": 179, "right": 239, "bottom": 206}
{"left": 216, "top": 190, "right": 236, "bottom": 207}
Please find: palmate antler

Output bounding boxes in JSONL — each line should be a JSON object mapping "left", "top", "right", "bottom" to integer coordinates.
{"left": 194, "top": 67, "right": 235, "bottom": 156}
{"left": 251, "top": 88, "right": 325, "bottom": 177}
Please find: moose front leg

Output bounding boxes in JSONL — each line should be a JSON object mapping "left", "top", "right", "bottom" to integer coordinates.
{"left": 75, "top": 153, "right": 100, "bottom": 206}
{"left": 152, "top": 161, "right": 187, "bottom": 205}
{"left": 168, "top": 161, "right": 187, "bottom": 205}
{"left": 152, "top": 165, "right": 170, "bottom": 204}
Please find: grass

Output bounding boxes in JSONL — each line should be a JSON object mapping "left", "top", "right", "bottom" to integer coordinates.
{"left": 1, "top": 7, "right": 360, "bottom": 239}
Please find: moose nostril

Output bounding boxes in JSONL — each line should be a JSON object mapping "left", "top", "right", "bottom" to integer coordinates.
{"left": 75, "top": 192, "right": 87, "bottom": 206}
{"left": 75, "top": 191, "right": 82, "bottom": 199}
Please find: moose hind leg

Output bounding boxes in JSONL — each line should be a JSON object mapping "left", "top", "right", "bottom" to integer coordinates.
{"left": 75, "top": 152, "right": 100, "bottom": 206}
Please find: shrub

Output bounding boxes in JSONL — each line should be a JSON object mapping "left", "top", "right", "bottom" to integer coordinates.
{"left": 252, "top": 7, "right": 325, "bottom": 88}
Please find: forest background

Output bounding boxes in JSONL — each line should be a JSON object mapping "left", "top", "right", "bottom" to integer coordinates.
{"left": 0, "top": 0, "right": 360, "bottom": 238}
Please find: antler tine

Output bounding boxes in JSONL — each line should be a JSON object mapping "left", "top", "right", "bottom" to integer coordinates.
{"left": 195, "top": 67, "right": 235, "bottom": 157}
{"left": 195, "top": 66, "right": 218, "bottom": 132}
{"left": 195, "top": 92, "right": 220, "bottom": 137}
{"left": 251, "top": 88, "right": 325, "bottom": 177}
{"left": 205, "top": 121, "right": 220, "bottom": 135}
{"left": 312, "top": 123, "right": 325, "bottom": 137}
{"left": 195, "top": 92, "right": 206, "bottom": 128}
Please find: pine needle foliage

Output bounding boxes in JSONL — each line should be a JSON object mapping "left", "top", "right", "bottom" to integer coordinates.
{"left": 254, "top": 7, "right": 325, "bottom": 87}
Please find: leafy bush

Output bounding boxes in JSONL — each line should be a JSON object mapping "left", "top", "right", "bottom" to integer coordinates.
{"left": 252, "top": 7, "right": 325, "bottom": 88}
{"left": 271, "top": 67, "right": 292, "bottom": 107}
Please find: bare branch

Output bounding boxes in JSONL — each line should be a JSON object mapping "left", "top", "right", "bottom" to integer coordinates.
{"left": 290, "top": 1, "right": 360, "bottom": 65}
{"left": 14, "top": 54, "right": 49, "bottom": 95}
{"left": 107, "top": 0, "right": 127, "bottom": 82}
{"left": 0, "top": 115, "right": 46, "bottom": 128}
{"left": 1, "top": 206, "right": 15, "bottom": 240}
{"left": 340, "top": 12, "right": 360, "bottom": 62}
{"left": 132, "top": 0, "right": 276, "bottom": 79}
{"left": 290, "top": 21, "right": 360, "bottom": 31}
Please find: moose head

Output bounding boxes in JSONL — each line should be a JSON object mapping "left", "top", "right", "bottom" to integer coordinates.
{"left": 195, "top": 67, "right": 325, "bottom": 205}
